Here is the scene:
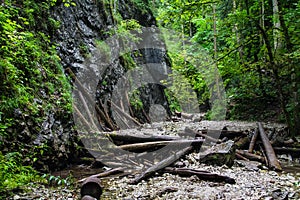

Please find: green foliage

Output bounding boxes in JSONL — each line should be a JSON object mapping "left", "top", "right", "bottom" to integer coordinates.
{"left": 48, "top": 0, "right": 76, "bottom": 7}
{"left": 162, "top": 29, "right": 218, "bottom": 116}
{"left": 42, "top": 173, "right": 74, "bottom": 186}
{"left": 0, "top": 152, "right": 43, "bottom": 198}
{"left": 129, "top": 89, "right": 143, "bottom": 110}
{"left": 131, "top": 0, "right": 149, "bottom": 13}
{"left": 0, "top": 0, "right": 72, "bottom": 153}
{"left": 163, "top": 88, "right": 182, "bottom": 112}
{"left": 156, "top": 0, "right": 300, "bottom": 133}
{"left": 106, "top": 17, "right": 142, "bottom": 46}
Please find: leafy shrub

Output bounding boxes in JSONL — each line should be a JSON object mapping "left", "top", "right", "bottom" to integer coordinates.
{"left": 0, "top": 152, "right": 43, "bottom": 198}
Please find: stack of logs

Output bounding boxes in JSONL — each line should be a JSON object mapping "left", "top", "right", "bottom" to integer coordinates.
{"left": 79, "top": 122, "right": 299, "bottom": 199}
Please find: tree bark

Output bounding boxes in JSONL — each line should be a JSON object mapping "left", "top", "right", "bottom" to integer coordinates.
{"left": 106, "top": 132, "right": 180, "bottom": 145}
{"left": 118, "top": 139, "right": 204, "bottom": 152}
{"left": 277, "top": 1, "right": 292, "bottom": 51}
{"left": 78, "top": 167, "right": 125, "bottom": 183}
{"left": 272, "top": 0, "right": 282, "bottom": 51}
{"left": 248, "top": 128, "right": 259, "bottom": 153}
{"left": 164, "top": 167, "right": 235, "bottom": 184}
{"left": 258, "top": 122, "right": 282, "bottom": 171}
{"left": 233, "top": 0, "right": 243, "bottom": 60}
{"left": 236, "top": 149, "right": 265, "bottom": 163}
{"left": 256, "top": 24, "right": 292, "bottom": 136}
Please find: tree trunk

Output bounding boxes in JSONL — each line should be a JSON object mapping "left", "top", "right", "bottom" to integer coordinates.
{"left": 233, "top": 0, "right": 243, "bottom": 60}
{"left": 248, "top": 129, "right": 259, "bottom": 153}
{"left": 258, "top": 123, "right": 282, "bottom": 171}
{"left": 164, "top": 167, "right": 235, "bottom": 184}
{"left": 256, "top": 24, "right": 292, "bottom": 136}
{"left": 277, "top": 1, "right": 292, "bottom": 52}
{"left": 272, "top": 0, "right": 282, "bottom": 51}
{"left": 213, "top": 3, "right": 217, "bottom": 60}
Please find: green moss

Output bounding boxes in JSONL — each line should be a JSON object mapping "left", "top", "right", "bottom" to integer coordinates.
{"left": 0, "top": 0, "right": 72, "bottom": 155}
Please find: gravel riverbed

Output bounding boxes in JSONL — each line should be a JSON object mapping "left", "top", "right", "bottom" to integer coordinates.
{"left": 102, "top": 160, "right": 300, "bottom": 200}
{"left": 9, "top": 120, "right": 300, "bottom": 200}
{"left": 10, "top": 162, "right": 300, "bottom": 200}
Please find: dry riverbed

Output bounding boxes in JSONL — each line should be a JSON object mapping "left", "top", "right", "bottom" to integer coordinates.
{"left": 102, "top": 160, "right": 300, "bottom": 199}
{"left": 9, "top": 120, "right": 300, "bottom": 199}
{"left": 10, "top": 161, "right": 300, "bottom": 200}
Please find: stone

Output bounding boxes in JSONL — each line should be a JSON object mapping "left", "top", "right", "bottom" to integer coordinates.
{"left": 198, "top": 140, "right": 236, "bottom": 167}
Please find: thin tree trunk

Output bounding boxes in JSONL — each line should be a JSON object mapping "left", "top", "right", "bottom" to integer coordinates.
{"left": 233, "top": 0, "right": 243, "bottom": 60}
{"left": 291, "top": 70, "right": 299, "bottom": 137}
{"left": 248, "top": 129, "right": 258, "bottom": 153}
{"left": 272, "top": 0, "right": 282, "bottom": 51}
{"left": 213, "top": 3, "right": 217, "bottom": 60}
{"left": 277, "top": 1, "right": 292, "bottom": 51}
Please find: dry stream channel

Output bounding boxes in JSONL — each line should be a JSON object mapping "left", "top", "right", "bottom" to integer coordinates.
{"left": 10, "top": 120, "right": 300, "bottom": 200}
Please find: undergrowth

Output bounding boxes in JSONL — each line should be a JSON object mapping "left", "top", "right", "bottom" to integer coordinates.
{"left": 0, "top": 1, "right": 73, "bottom": 197}
{"left": 0, "top": 152, "right": 44, "bottom": 198}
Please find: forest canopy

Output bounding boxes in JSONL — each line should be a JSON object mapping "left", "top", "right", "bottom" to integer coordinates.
{"left": 154, "top": 0, "right": 300, "bottom": 136}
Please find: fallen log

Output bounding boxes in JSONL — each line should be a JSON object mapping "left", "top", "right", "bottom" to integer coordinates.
{"left": 78, "top": 167, "right": 125, "bottom": 183}
{"left": 259, "top": 144, "right": 269, "bottom": 167}
{"left": 236, "top": 149, "right": 265, "bottom": 163}
{"left": 163, "top": 167, "right": 236, "bottom": 184}
{"left": 181, "top": 128, "right": 246, "bottom": 140}
{"left": 248, "top": 128, "right": 259, "bottom": 153}
{"left": 184, "top": 127, "right": 221, "bottom": 143}
{"left": 74, "top": 105, "right": 96, "bottom": 132}
{"left": 273, "top": 147, "right": 300, "bottom": 155}
{"left": 78, "top": 90, "right": 98, "bottom": 130}
{"left": 258, "top": 122, "right": 282, "bottom": 171}
{"left": 180, "top": 112, "right": 194, "bottom": 119}
{"left": 106, "top": 132, "right": 180, "bottom": 145}
{"left": 118, "top": 139, "right": 205, "bottom": 152}
{"left": 235, "top": 136, "right": 250, "bottom": 149}
{"left": 109, "top": 100, "right": 142, "bottom": 127}
{"left": 130, "top": 146, "right": 192, "bottom": 184}
{"left": 235, "top": 152, "right": 250, "bottom": 161}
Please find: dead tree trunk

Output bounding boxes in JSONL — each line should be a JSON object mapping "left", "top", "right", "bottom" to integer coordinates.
{"left": 164, "top": 167, "right": 235, "bottom": 184}
{"left": 248, "top": 128, "right": 259, "bottom": 153}
{"left": 258, "top": 122, "right": 282, "bottom": 171}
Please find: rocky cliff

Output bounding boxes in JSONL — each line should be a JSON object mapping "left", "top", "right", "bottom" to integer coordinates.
{"left": 43, "top": 0, "right": 172, "bottom": 170}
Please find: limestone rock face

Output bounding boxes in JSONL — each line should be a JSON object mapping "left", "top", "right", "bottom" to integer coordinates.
{"left": 31, "top": 0, "right": 171, "bottom": 170}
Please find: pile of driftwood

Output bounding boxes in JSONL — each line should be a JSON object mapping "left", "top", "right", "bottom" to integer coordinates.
{"left": 78, "top": 121, "right": 299, "bottom": 200}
